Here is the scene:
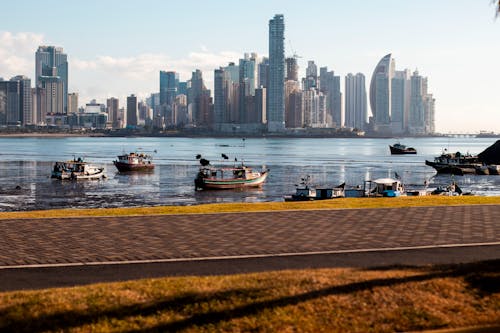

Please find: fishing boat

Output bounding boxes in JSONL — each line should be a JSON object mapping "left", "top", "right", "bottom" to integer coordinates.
{"left": 284, "top": 176, "right": 345, "bottom": 201}
{"left": 113, "top": 151, "right": 154, "bottom": 172}
{"left": 194, "top": 154, "right": 268, "bottom": 190}
{"left": 51, "top": 157, "right": 106, "bottom": 180}
{"left": 389, "top": 143, "right": 417, "bottom": 155}
{"left": 425, "top": 150, "right": 482, "bottom": 175}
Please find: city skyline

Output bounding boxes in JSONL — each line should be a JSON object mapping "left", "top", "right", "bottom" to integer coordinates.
{"left": 1, "top": 0, "right": 499, "bottom": 132}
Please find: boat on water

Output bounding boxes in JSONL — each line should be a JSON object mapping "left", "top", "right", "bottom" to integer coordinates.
{"left": 284, "top": 176, "right": 345, "bottom": 201}
{"left": 51, "top": 157, "right": 106, "bottom": 180}
{"left": 389, "top": 143, "right": 417, "bottom": 155}
{"left": 194, "top": 154, "right": 268, "bottom": 190}
{"left": 364, "top": 177, "right": 406, "bottom": 197}
{"left": 113, "top": 151, "right": 154, "bottom": 172}
{"left": 425, "top": 151, "right": 483, "bottom": 175}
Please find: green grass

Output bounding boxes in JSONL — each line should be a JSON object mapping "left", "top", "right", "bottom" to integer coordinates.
{"left": 1, "top": 195, "right": 499, "bottom": 220}
{"left": 0, "top": 261, "right": 499, "bottom": 332}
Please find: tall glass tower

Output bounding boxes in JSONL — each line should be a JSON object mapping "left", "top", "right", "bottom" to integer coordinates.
{"left": 267, "top": 14, "right": 285, "bottom": 132}
{"left": 35, "top": 46, "right": 68, "bottom": 114}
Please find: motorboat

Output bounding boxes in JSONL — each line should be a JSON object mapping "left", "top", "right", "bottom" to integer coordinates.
{"left": 389, "top": 143, "right": 417, "bottom": 155}
{"left": 114, "top": 151, "right": 154, "bottom": 172}
{"left": 284, "top": 176, "right": 345, "bottom": 201}
{"left": 52, "top": 157, "right": 106, "bottom": 180}
{"left": 194, "top": 154, "right": 268, "bottom": 190}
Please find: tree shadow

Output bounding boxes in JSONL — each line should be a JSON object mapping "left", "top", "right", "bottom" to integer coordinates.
{"left": 363, "top": 259, "right": 500, "bottom": 295}
{"left": 1, "top": 260, "right": 498, "bottom": 332}
{"left": 0, "top": 287, "right": 266, "bottom": 333}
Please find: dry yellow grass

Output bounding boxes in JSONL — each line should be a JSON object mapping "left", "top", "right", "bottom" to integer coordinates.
{"left": 0, "top": 261, "right": 499, "bottom": 332}
{"left": 1, "top": 195, "right": 499, "bottom": 220}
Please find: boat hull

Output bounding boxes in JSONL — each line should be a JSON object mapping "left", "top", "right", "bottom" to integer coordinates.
{"left": 425, "top": 160, "right": 479, "bottom": 175}
{"left": 52, "top": 169, "right": 106, "bottom": 180}
{"left": 389, "top": 145, "right": 417, "bottom": 154}
{"left": 114, "top": 161, "right": 155, "bottom": 172}
{"left": 195, "top": 172, "right": 268, "bottom": 190}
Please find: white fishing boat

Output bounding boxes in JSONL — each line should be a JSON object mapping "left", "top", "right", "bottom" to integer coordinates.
{"left": 52, "top": 157, "right": 107, "bottom": 180}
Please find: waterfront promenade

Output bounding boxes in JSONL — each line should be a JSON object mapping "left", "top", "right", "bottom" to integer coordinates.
{"left": 1, "top": 204, "right": 499, "bottom": 291}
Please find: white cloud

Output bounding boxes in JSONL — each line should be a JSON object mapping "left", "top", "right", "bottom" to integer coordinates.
{"left": 70, "top": 50, "right": 241, "bottom": 104}
{"left": 0, "top": 31, "right": 44, "bottom": 79}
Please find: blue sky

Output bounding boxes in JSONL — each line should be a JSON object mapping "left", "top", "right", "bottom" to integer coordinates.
{"left": 1, "top": 0, "right": 499, "bottom": 132}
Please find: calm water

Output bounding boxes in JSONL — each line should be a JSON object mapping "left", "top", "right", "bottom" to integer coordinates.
{"left": 0, "top": 136, "right": 498, "bottom": 211}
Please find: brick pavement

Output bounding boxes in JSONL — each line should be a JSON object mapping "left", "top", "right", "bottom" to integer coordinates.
{"left": 1, "top": 205, "right": 499, "bottom": 267}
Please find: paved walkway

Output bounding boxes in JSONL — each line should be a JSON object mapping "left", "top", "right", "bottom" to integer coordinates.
{"left": 1, "top": 205, "right": 499, "bottom": 290}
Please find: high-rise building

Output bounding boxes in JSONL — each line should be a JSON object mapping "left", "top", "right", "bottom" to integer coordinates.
{"left": 0, "top": 79, "right": 19, "bottom": 125}
{"left": 238, "top": 53, "right": 258, "bottom": 123}
{"left": 35, "top": 46, "right": 68, "bottom": 113}
{"left": 214, "top": 67, "right": 226, "bottom": 127}
{"left": 319, "top": 68, "right": 342, "bottom": 128}
{"left": 68, "top": 92, "right": 78, "bottom": 115}
{"left": 159, "top": 71, "right": 179, "bottom": 106}
{"left": 107, "top": 97, "right": 120, "bottom": 128}
{"left": 286, "top": 57, "right": 298, "bottom": 81}
{"left": 267, "top": 14, "right": 285, "bottom": 132}
{"left": 188, "top": 69, "right": 209, "bottom": 126}
{"left": 10, "top": 75, "right": 32, "bottom": 125}
{"left": 126, "top": 94, "right": 138, "bottom": 127}
{"left": 258, "top": 57, "right": 269, "bottom": 88}
{"left": 31, "top": 87, "right": 45, "bottom": 125}
{"left": 369, "top": 54, "right": 395, "bottom": 134}
{"left": 391, "top": 70, "right": 410, "bottom": 134}
{"left": 345, "top": 73, "right": 367, "bottom": 131}
{"left": 304, "top": 61, "right": 318, "bottom": 90}
{"left": 286, "top": 90, "right": 303, "bottom": 128}
{"left": 409, "top": 70, "right": 425, "bottom": 134}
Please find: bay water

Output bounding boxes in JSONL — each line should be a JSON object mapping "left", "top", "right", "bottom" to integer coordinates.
{"left": 0, "top": 136, "right": 498, "bottom": 211}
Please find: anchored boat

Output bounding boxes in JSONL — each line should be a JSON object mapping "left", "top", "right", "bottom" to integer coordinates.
{"left": 51, "top": 157, "right": 106, "bottom": 180}
{"left": 114, "top": 151, "right": 154, "bottom": 172}
{"left": 284, "top": 176, "right": 345, "bottom": 201}
{"left": 389, "top": 143, "right": 417, "bottom": 155}
{"left": 194, "top": 154, "right": 268, "bottom": 190}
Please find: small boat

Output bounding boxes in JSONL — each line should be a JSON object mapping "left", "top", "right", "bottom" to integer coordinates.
{"left": 284, "top": 176, "right": 345, "bottom": 201}
{"left": 365, "top": 178, "right": 405, "bottom": 197}
{"left": 114, "top": 151, "right": 154, "bottom": 172}
{"left": 51, "top": 157, "right": 106, "bottom": 180}
{"left": 425, "top": 150, "right": 482, "bottom": 175}
{"left": 194, "top": 154, "right": 268, "bottom": 190}
{"left": 389, "top": 143, "right": 417, "bottom": 155}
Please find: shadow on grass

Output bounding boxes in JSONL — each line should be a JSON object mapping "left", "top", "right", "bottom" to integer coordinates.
{"left": 1, "top": 260, "right": 498, "bottom": 332}
{"left": 363, "top": 259, "right": 500, "bottom": 295}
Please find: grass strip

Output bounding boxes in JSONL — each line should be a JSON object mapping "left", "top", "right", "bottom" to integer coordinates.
{"left": 1, "top": 195, "right": 499, "bottom": 219}
{"left": 0, "top": 260, "right": 498, "bottom": 332}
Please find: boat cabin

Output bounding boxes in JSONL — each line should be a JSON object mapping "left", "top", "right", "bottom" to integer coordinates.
{"left": 365, "top": 178, "right": 404, "bottom": 197}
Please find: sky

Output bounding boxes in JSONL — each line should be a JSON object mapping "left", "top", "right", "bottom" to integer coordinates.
{"left": 1, "top": 0, "right": 499, "bottom": 133}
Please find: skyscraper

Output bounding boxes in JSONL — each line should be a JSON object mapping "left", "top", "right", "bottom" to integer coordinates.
{"left": 391, "top": 70, "right": 410, "bottom": 134}
{"left": 285, "top": 57, "right": 298, "bottom": 81}
{"left": 319, "top": 68, "right": 342, "bottom": 128}
{"left": 107, "top": 97, "right": 120, "bottom": 128}
{"left": 267, "top": 14, "right": 285, "bottom": 132}
{"left": 35, "top": 46, "right": 68, "bottom": 114}
{"left": 159, "top": 71, "right": 179, "bottom": 107}
{"left": 68, "top": 92, "right": 78, "bottom": 115}
{"left": 345, "top": 73, "right": 367, "bottom": 130}
{"left": 369, "top": 54, "right": 395, "bottom": 134}
{"left": 10, "top": 75, "right": 32, "bottom": 125}
{"left": 126, "top": 94, "right": 138, "bottom": 127}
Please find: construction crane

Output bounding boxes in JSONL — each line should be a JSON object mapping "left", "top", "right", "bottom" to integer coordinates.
{"left": 288, "top": 40, "right": 302, "bottom": 59}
